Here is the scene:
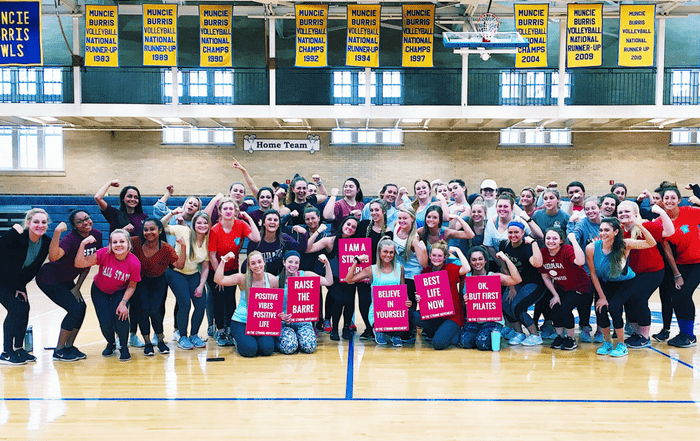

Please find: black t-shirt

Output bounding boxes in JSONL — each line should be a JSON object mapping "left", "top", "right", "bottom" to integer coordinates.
{"left": 357, "top": 219, "right": 394, "bottom": 265}
{"left": 500, "top": 239, "right": 541, "bottom": 286}
{"left": 286, "top": 195, "right": 318, "bottom": 225}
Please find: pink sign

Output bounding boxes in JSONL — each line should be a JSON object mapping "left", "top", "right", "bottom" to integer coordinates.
{"left": 415, "top": 270, "right": 455, "bottom": 320}
{"left": 287, "top": 276, "right": 320, "bottom": 323}
{"left": 463, "top": 275, "right": 503, "bottom": 322}
{"left": 339, "top": 238, "right": 372, "bottom": 283}
{"left": 372, "top": 284, "right": 409, "bottom": 333}
{"left": 246, "top": 287, "right": 284, "bottom": 336}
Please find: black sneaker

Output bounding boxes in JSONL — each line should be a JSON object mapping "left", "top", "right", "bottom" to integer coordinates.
{"left": 144, "top": 343, "right": 155, "bottom": 356}
{"left": 330, "top": 329, "right": 340, "bottom": 341}
{"left": 668, "top": 333, "right": 698, "bottom": 348}
{"left": 624, "top": 333, "right": 641, "bottom": 346}
{"left": 119, "top": 348, "right": 131, "bottom": 362}
{"left": 0, "top": 351, "right": 27, "bottom": 365}
{"left": 627, "top": 334, "right": 651, "bottom": 349}
{"left": 359, "top": 328, "right": 374, "bottom": 340}
{"left": 341, "top": 326, "right": 353, "bottom": 340}
{"left": 550, "top": 335, "right": 565, "bottom": 349}
{"left": 15, "top": 348, "right": 36, "bottom": 363}
{"left": 652, "top": 328, "right": 670, "bottom": 342}
{"left": 562, "top": 336, "right": 578, "bottom": 350}
{"left": 157, "top": 341, "right": 170, "bottom": 354}
{"left": 53, "top": 348, "right": 79, "bottom": 362}
{"left": 102, "top": 343, "right": 116, "bottom": 357}
{"left": 67, "top": 346, "right": 87, "bottom": 360}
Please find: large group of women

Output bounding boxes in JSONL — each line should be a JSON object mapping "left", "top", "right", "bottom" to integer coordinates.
{"left": 1, "top": 161, "right": 699, "bottom": 365}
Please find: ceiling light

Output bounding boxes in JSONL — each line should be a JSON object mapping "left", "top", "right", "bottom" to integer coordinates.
{"left": 39, "top": 116, "right": 58, "bottom": 122}
{"left": 402, "top": 119, "right": 422, "bottom": 123}
{"left": 282, "top": 118, "right": 303, "bottom": 123}
{"left": 648, "top": 118, "right": 665, "bottom": 123}
{"left": 162, "top": 117, "right": 182, "bottom": 123}
{"left": 522, "top": 119, "right": 542, "bottom": 123}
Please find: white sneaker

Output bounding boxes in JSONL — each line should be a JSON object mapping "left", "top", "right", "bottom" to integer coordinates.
{"left": 509, "top": 332, "right": 526, "bottom": 345}
{"left": 521, "top": 334, "right": 544, "bottom": 346}
{"left": 172, "top": 330, "right": 180, "bottom": 342}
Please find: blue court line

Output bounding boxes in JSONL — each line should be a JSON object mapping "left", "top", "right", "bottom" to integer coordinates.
{"left": 1, "top": 397, "right": 698, "bottom": 404}
{"left": 345, "top": 337, "right": 354, "bottom": 399}
{"left": 648, "top": 346, "right": 698, "bottom": 372}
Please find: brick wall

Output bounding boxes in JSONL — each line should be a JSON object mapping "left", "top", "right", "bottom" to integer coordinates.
{"left": 0, "top": 129, "right": 693, "bottom": 199}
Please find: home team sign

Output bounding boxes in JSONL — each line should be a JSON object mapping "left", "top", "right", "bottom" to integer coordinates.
{"left": 415, "top": 270, "right": 455, "bottom": 320}
{"left": 287, "top": 276, "right": 320, "bottom": 323}
{"left": 372, "top": 284, "right": 409, "bottom": 332}
{"left": 463, "top": 275, "right": 503, "bottom": 322}
{"left": 0, "top": 0, "right": 42, "bottom": 66}
{"left": 246, "top": 287, "right": 284, "bottom": 336}
{"left": 243, "top": 135, "right": 321, "bottom": 153}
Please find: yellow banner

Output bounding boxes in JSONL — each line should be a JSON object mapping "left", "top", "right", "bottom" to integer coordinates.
{"left": 143, "top": 4, "right": 177, "bottom": 66}
{"left": 295, "top": 4, "right": 328, "bottom": 67}
{"left": 346, "top": 4, "right": 380, "bottom": 67}
{"left": 514, "top": 4, "right": 548, "bottom": 68}
{"left": 618, "top": 4, "right": 655, "bottom": 67}
{"left": 402, "top": 4, "right": 433, "bottom": 68}
{"left": 85, "top": 5, "right": 118, "bottom": 67}
{"left": 200, "top": 5, "right": 232, "bottom": 67}
{"left": 567, "top": 3, "right": 602, "bottom": 68}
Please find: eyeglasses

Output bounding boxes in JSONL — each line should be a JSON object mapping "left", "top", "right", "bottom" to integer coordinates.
{"left": 75, "top": 216, "right": 91, "bottom": 225}
{"left": 481, "top": 188, "right": 495, "bottom": 193}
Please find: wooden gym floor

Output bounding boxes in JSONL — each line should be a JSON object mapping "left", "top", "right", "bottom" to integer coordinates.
{"left": 1, "top": 268, "right": 699, "bottom": 440}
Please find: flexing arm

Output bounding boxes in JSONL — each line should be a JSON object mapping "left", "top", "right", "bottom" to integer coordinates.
{"left": 345, "top": 254, "right": 372, "bottom": 284}
{"left": 214, "top": 252, "right": 246, "bottom": 287}
{"left": 94, "top": 179, "right": 119, "bottom": 211}
{"left": 526, "top": 236, "right": 543, "bottom": 268}
{"left": 651, "top": 204, "right": 675, "bottom": 237}
{"left": 322, "top": 188, "right": 339, "bottom": 221}
{"left": 495, "top": 251, "right": 522, "bottom": 286}
{"left": 445, "top": 214, "right": 475, "bottom": 240}
{"left": 449, "top": 246, "right": 471, "bottom": 276}
{"left": 312, "top": 174, "right": 329, "bottom": 204}
{"left": 48, "top": 222, "right": 68, "bottom": 262}
{"left": 74, "top": 236, "right": 99, "bottom": 268}
{"left": 241, "top": 211, "right": 261, "bottom": 243}
{"left": 567, "top": 232, "right": 586, "bottom": 266}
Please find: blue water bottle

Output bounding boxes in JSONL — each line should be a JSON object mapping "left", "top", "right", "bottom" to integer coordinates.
{"left": 491, "top": 329, "right": 501, "bottom": 352}
{"left": 24, "top": 325, "right": 33, "bottom": 353}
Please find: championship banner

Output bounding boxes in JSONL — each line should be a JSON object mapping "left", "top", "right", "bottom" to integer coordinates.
{"left": 514, "top": 4, "right": 548, "bottom": 68}
{"left": 287, "top": 276, "right": 320, "bottom": 323}
{"left": 143, "top": 4, "right": 177, "bottom": 66}
{"left": 618, "top": 4, "right": 655, "bottom": 67}
{"left": 295, "top": 4, "right": 328, "bottom": 68}
{"left": 246, "top": 287, "right": 284, "bottom": 336}
{"left": 402, "top": 4, "right": 433, "bottom": 68}
{"left": 0, "top": 0, "right": 42, "bottom": 66}
{"left": 566, "top": 3, "right": 603, "bottom": 68}
{"left": 372, "top": 284, "right": 409, "bottom": 333}
{"left": 415, "top": 271, "right": 455, "bottom": 320}
{"left": 463, "top": 275, "right": 503, "bottom": 322}
{"left": 339, "top": 238, "right": 371, "bottom": 283}
{"left": 200, "top": 4, "right": 231, "bottom": 67}
{"left": 346, "top": 4, "right": 380, "bottom": 67}
{"left": 85, "top": 5, "right": 118, "bottom": 67}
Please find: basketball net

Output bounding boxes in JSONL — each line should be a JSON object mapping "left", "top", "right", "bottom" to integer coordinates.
{"left": 476, "top": 13, "right": 499, "bottom": 42}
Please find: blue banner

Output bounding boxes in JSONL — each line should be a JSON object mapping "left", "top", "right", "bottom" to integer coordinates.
{"left": 0, "top": 0, "right": 42, "bottom": 66}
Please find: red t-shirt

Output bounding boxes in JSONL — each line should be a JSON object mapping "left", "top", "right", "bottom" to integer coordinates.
{"left": 131, "top": 237, "right": 179, "bottom": 278}
{"left": 420, "top": 263, "right": 465, "bottom": 327}
{"left": 93, "top": 248, "right": 142, "bottom": 294}
{"left": 539, "top": 245, "right": 591, "bottom": 293}
{"left": 624, "top": 221, "right": 664, "bottom": 274}
{"left": 667, "top": 206, "right": 700, "bottom": 265}
{"left": 208, "top": 220, "right": 252, "bottom": 271}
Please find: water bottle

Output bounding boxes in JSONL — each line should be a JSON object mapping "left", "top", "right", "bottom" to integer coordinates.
{"left": 24, "top": 325, "right": 33, "bottom": 353}
{"left": 491, "top": 329, "right": 501, "bottom": 352}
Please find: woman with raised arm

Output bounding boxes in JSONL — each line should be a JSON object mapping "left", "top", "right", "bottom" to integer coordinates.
{"left": 0, "top": 209, "right": 51, "bottom": 365}
{"left": 392, "top": 206, "right": 429, "bottom": 342}
{"left": 519, "top": 186, "right": 538, "bottom": 218}
{"left": 417, "top": 205, "right": 474, "bottom": 256}
{"left": 484, "top": 194, "right": 542, "bottom": 260}
{"left": 306, "top": 216, "right": 361, "bottom": 341}
{"left": 413, "top": 241, "right": 470, "bottom": 350}
{"left": 498, "top": 221, "right": 546, "bottom": 347}
{"left": 153, "top": 185, "right": 207, "bottom": 232}
{"left": 323, "top": 177, "right": 365, "bottom": 232}
{"left": 162, "top": 210, "right": 212, "bottom": 350}
{"left": 280, "top": 175, "right": 328, "bottom": 226}
{"left": 657, "top": 186, "right": 700, "bottom": 348}
{"left": 617, "top": 201, "right": 674, "bottom": 348}
{"left": 75, "top": 229, "right": 141, "bottom": 362}
{"left": 460, "top": 246, "right": 522, "bottom": 351}
{"left": 539, "top": 228, "right": 591, "bottom": 351}
{"left": 587, "top": 217, "right": 656, "bottom": 357}
{"left": 131, "top": 218, "right": 186, "bottom": 356}
{"left": 214, "top": 250, "right": 279, "bottom": 358}
{"left": 249, "top": 187, "right": 279, "bottom": 229}
{"left": 246, "top": 210, "right": 308, "bottom": 277}
{"left": 467, "top": 201, "right": 488, "bottom": 248}
{"left": 207, "top": 197, "right": 260, "bottom": 347}
{"left": 299, "top": 206, "right": 332, "bottom": 331}
{"left": 346, "top": 237, "right": 407, "bottom": 347}
{"left": 276, "top": 252, "right": 332, "bottom": 354}
{"left": 36, "top": 210, "right": 102, "bottom": 362}
{"left": 397, "top": 179, "right": 449, "bottom": 229}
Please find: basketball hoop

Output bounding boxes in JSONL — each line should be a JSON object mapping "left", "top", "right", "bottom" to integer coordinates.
{"left": 476, "top": 13, "right": 500, "bottom": 43}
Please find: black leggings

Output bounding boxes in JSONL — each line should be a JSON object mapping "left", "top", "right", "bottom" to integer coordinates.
{"left": 671, "top": 263, "right": 700, "bottom": 322}
{"left": 37, "top": 280, "right": 87, "bottom": 332}
{"left": 206, "top": 268, "right": 238, "bottom": 330}
{"left": 330, "top": 277, "right": 357, "bottom": 331}
{"left": 356, "top": 282, "right": 372, "bottom": 330}
{"left": 91, "top": 285, "right": 129, "bottom": 346}
{"left": 658, "top": 263, "right": 676, "bottom": 329}
{"left": 0, "top": 285, "right": 30, "bottom": 353}
{"left": 136, "top": 274, "right": 168, "bottom": 337}
{"left": 596, "top": 279, "right": 637, "bottom": 330}
{"left": 623, "top": 269, "right": 664, "bottom": 327}
{"left": 550, "top": 289, "right": 583, "bottom": 329}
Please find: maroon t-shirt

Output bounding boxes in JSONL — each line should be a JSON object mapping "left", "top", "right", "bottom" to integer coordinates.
{"left": 36, "top": 229, "right": 103, "bottom": 285}
{"left": 131, "top": 237, "right": 179, "bottom": 278}
{"left": 539, "top": 245, "right": 591, "bottom": 293}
